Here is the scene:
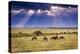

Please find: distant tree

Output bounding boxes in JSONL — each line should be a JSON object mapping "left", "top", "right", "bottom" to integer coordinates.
{"left": 19, "top": 32, "right": 22, "bottom": 34}
{"left": 63, "top": 32, "right": 66, "bottom": 34}
{"left": 72, "top": 32, "right": 78, "bottom": 34}
{"left": 33, "top": 30, "right": 43, "bottom": 36}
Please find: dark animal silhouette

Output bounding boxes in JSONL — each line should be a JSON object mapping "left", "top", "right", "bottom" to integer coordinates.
{"left": 59, "top": 36, "right": 65, "bottom": 40}
{"left": 31, "top": 36, "right": 37, "bottom": 40}
{"left": 50, "top": 36, "right": 58, "bottom": 40}
{"left": 43, "top": 36, "right": 48, "bottom": 41}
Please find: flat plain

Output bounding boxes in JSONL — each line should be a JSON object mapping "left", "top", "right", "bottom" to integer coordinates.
{"left": 10, "top": 28, "right": 78, "bottom": 53}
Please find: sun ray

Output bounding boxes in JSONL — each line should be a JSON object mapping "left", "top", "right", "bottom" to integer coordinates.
{"left": 15, "top": 9, "right": 35, "bottom": 27}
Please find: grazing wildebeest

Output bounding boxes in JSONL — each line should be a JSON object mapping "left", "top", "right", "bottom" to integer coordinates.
{"left": 50, "top": 36, "right": 58, "bottom": 40}
{"left": 59, "top": 36, "right": 65, "bottom": 40}
{"left": 43, "top": 36, "right": 48, "bottom": 41}
{"left": 31, "top": 36, "right": 37, "bottom": 40}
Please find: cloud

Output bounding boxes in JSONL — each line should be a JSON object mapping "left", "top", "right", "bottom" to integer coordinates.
{"left": 48, "top": 6, "right": 77, "bottom": 16}
{"left": 50, "top": 6, "right": 65, "bottom": 15}
{"left": 11, "top": 9, "right": 23, "bottom": 14}
{"left": 11, "top": 9, "right": 24, "bottom": 17}
{"left": 28, "top": 9, "right": 35, "bottom": 14}
{"left": 36, "top": 9, "right": 42, "bottom": 14}
{"left": 66, "top": 7, "right": 77, "bottom": 13}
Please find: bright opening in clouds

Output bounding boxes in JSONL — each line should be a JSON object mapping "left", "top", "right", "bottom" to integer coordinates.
{"left": 10, "top": 1, "right": 78, "bottom": 28}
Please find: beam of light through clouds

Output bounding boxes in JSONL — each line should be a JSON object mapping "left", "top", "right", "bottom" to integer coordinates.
{"left": 10, "top": 1, "right": 78, "bottom": 28}
{"left": 14, "top": 9, "right": 35, "bottom": 27}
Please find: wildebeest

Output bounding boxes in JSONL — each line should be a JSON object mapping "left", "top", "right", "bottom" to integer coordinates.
{"left": 43, "top": 36, "right": 48, "bottom": 41}
{"left": 50, "top": 36, "right": 58, "bottom": 40}
{"left": 31, "top": 36, "right": 37, "bottom": 40}
{"left": 59, "top": 36, "right": 65, "bottom": 40}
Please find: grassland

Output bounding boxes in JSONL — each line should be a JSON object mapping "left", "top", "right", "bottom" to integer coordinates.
{"left": 9, "top": 28, "right": 78, "bottom": 53}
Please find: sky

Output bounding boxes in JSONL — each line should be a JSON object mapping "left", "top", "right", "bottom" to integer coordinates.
{"left": 9, "top": 1, "right": 78, "bottom": 28}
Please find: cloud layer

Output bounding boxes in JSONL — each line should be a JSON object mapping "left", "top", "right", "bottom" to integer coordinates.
{"left": 11, "top": 6, "right": 78, "bottom": 28}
